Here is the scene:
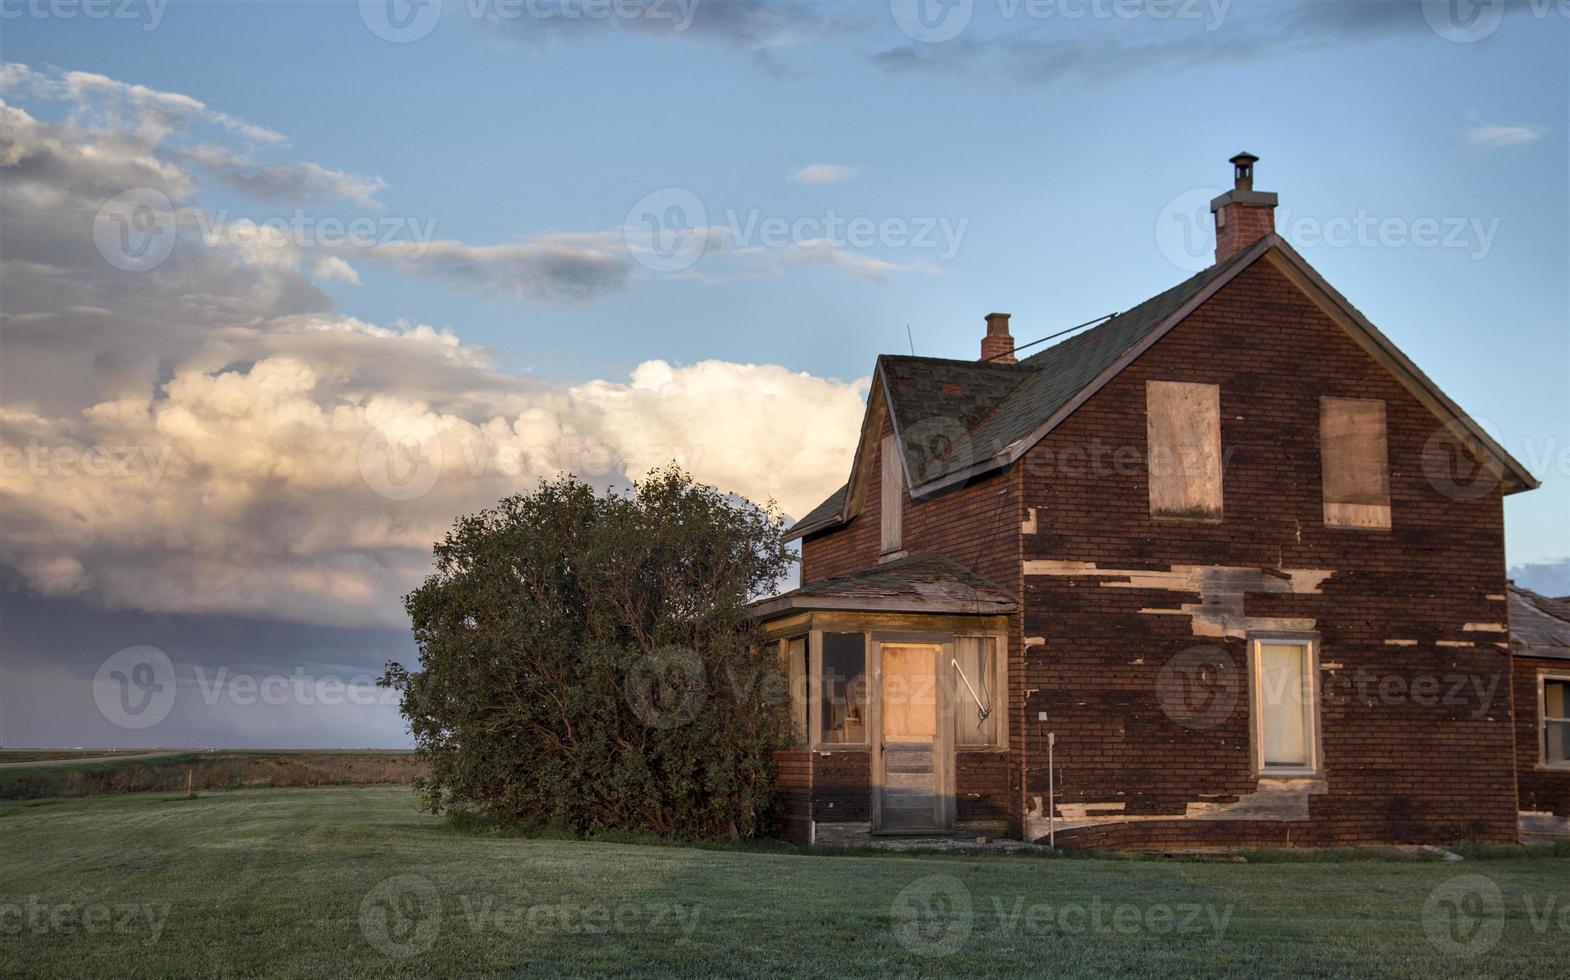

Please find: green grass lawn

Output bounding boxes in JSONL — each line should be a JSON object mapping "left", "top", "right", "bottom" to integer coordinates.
{"left": 1, "top": 788, "right": 1566, "bottom": 978}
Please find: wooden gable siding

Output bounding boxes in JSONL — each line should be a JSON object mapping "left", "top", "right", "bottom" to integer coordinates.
{"left": 1018, "top": 257, "right": 1517, "bottom": 846}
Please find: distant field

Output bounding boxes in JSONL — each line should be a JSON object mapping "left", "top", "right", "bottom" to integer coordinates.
{"left": 2, "top": 787, "right": 1568, "bottom": 978}
{"left": 0, "top": 750, "right": 144, "bottom": 764}
{"left": 0, "top": 749, "right": 422, "bottom": 800}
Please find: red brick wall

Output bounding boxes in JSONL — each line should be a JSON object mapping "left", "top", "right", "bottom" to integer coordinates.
{"left": 800, "top": 391, "right": 1026, "bottom": 834}
{"left": 1019, "top": 257, "right": 1518, "bottom": 846}
{"left": 771, "top": 749, "right": 812, "bottom": 843}
{"left": 1513, "top": 654, "right": 1570, "bottom": 818}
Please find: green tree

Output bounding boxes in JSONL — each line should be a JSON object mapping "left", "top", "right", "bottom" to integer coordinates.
{"left": 382, "top": 466, "right": 795, "bottom": 838}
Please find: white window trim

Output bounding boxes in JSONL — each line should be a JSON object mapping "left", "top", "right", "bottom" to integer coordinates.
{"left": 1539, "top": 671, "right": 1570, "bottom": 771}
{"left": 1247, "top": 634, "right": 1323, "bottom": 777}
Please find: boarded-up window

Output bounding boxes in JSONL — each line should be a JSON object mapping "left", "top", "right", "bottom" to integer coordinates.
{"left": 1146, "top": 380, "right": 1223, "bottom": 520}
{"left": 1320, "top": 397, "right": 1390, "bottom": 528}
{"left": 880, "top": 434, "right": 903, "bottom": 553}
{"left": 1252, "top": 638, "right": 1319, "bottom": 774}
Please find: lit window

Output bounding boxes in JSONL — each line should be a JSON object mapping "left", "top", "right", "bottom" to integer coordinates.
{"left": 819, "top": 633, "right": 868, "bottom": 745}
{"left": 1252, "top": 638, "right": 1319, "bottom": 774}
{"left": 1544, "top": 677, "right": 1570, "bottom": 768}
{"left": 953, "top": 637, "right": 1000, "bottom": 747}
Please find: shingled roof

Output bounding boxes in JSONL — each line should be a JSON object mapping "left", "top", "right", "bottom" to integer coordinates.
{"left": 750, "top": 552, "right": 1017, "bottom": 618}
{"left": 786, "top": 235, "right": 1537, "bottom": 542}
{"left": 1510, "top": 586, "right": 1570, "bottom": 660}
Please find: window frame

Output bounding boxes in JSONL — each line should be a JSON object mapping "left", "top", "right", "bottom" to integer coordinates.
{"left": 1319, "top": 396, "right": 1392, "bottom": 531}
{"left": 951, "top": 634, "right": 1007, "bottom": 751}
{"left": 812, "top": 630, "right": 871, "bottom": 749}
{"left": 1144, "top": 379, "right": 1224, "bottom": 523}
{"left": 1539, "top": 672, "right": 1570, "bottom": 771}
{"left": 779, "top": 635, "right": 810, "bottom": 746}
{"left": 1247, "top": 633, "right": 1323, "bottom": 777}
{"left": 880, "top": 434, "right": 905, "bottom": 557}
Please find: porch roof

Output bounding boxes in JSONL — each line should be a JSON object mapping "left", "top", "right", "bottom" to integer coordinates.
{"left": 751, "top": 552, "right": 1017, "bottom": 619}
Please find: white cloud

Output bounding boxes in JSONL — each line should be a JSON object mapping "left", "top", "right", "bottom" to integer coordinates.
{"left": 1466, "top": 122, "right": 1548, "bottom": 148}
{"left": 0, "top": 67, "right": 870, "bottom": 629}
{"left": 789, "top": 163, "right": 858, "bottom": 185}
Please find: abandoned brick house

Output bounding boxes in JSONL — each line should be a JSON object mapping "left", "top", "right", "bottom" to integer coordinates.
{"left": 753, "top": 154, "right": 1564, "bottom": 849}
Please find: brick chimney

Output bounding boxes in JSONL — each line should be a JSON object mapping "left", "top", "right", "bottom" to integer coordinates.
{"left": 1209, "top": 152, "right": 1277, "bottom": 263}
{"left": 982, "top": 312, "right": 1015, "bottom": 364}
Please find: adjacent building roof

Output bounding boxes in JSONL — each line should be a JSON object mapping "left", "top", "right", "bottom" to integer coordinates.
{"left": 749, "top": 553, "right": 1017, "bottom": 619}
{"left": 787, "top": 235, "right": 1538, "bottom": 542}
{"left": 1510, "top": 585, "right": 1570, "bottom": 660}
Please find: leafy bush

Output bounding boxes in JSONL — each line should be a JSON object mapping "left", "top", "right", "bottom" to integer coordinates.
{"left": 383, "top": 467, "right": 794, "bottom": 838}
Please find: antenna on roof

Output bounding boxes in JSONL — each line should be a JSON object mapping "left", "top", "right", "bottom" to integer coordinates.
{"left": 905, "top": 323, "right": 915, "bottom": 355}
{"left": 982, "top": 312, "right": 1119, "bottom": 362}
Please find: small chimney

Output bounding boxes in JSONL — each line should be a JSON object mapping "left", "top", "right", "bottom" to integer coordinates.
{"left": 1209, "top": 152, "right": 1277, "bottom": 264}
{"left": 981, "top": 312, "right": 1015, "bottom": 364}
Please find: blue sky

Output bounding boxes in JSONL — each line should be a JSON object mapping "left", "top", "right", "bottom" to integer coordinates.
{"left": 0, "top": 1, "right": 1565, "bottom": 747}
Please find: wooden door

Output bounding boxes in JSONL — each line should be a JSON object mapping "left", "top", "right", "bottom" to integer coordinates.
{"left": 877, "top": 643, "right": 944, "bottom": 832}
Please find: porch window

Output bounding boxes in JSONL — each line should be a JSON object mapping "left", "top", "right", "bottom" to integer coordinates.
{"left": 781, "top": 636, "right": 808, "bottom": 744}
{"left": 1544, "top": 676, "right": 1570, "bottom": 768}
{"left": 820, "top": 632, "right": 868, "bottom": 744}
{"left": 953, "top": 637, "right": 1000, "bottom": 747}
{"left": 1251, "top": 637, "right": 1319, "bottom": 774}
